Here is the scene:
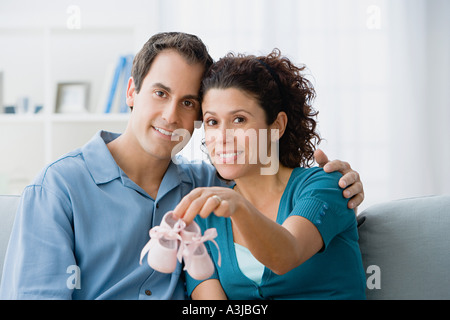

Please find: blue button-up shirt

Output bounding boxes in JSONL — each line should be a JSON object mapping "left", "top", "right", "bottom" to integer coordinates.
{"left": 0, "top": 131, "right": 225, "bottom": 299}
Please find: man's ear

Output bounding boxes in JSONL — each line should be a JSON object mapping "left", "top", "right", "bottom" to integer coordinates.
{"left": 126, "top": 77, "right": 136, "bottom": 110}
{"left": 270, "top": 111, "right": 288, "bottom": 140}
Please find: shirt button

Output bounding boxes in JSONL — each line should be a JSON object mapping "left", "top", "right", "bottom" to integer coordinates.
{"left": 156, "top": 203, "right": 159, "bottom": 209}
{"left": 145, "top": 289, "right": 152, "bottom": 296}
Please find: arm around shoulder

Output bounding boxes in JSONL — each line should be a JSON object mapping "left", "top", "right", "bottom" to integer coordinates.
{"left": 288, "top": 168, "right": 358, "bottom": 251}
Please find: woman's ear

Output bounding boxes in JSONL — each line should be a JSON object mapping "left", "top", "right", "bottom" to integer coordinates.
{"left": 270, "top": 111, "right": 288, "bottom": 140}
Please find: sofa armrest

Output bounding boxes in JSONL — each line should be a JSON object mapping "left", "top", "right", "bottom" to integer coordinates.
{"left": 358, "top": 195, "right": 450, "bottom": 299}
{"left": 0, "top": 195, "right": 20, "bottom": 285}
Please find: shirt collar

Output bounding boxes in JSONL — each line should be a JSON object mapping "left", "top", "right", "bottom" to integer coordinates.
{"left": 157, "top": 159, "right": 191, "bottom": 199}
{"left": 82, "top": 130, "right": 122, "bottom": 185}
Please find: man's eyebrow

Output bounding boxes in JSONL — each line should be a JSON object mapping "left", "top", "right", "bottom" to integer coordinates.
{"left": 151, "top": 82, "right": 171, "bottom": 93}
{"left": 151, "top": 82, "right": 199, "bottom": 101}
{"left": 183, "top": 94, "right": 200, "bottom": 102}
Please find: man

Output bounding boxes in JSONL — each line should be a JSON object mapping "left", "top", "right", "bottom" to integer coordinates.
{"left": 0, "top": 32, "right": 364, "bottom": 299}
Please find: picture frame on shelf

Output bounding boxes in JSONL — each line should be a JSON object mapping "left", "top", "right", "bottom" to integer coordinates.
{"left": 55, "top": 82, "right": 90, "bottom": 114}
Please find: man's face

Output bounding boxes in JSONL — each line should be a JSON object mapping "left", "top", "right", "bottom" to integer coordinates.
{"left": 126, "top": 49, "right": 204, "bottom": 160}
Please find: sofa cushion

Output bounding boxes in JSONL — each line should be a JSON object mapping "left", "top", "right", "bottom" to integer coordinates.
{"left": 0, "top": 195, "right": 20, "bottom": 285}
{"left": 358, "top": 195, "right": 450, "bottom": 299}
{"left": 2, "top": 194, "right": 449, "bottom": 298}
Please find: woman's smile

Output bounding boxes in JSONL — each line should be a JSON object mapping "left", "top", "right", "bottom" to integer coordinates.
{"left": 215, "top": 150, "right": 245, "bottom": 164}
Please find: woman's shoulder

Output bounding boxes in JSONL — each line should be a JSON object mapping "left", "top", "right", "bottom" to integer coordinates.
{"left": 285, "top": 167, "right": 355, "bottom": 244}
{"left": 286, "top": 166, "right": 352, "bottom": 214}
{"left": 289, "top": 167, "right": 343, "bottom": 192}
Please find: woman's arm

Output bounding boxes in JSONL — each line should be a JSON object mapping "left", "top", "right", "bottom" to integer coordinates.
{"left": 191, "top": 279, "right": 228, "bottom": 300}
{"left": 173, "top": 187, "right": 323, "bottom": 275}
{"left": 230, "top": 197, "right": 323, "bottom": 275}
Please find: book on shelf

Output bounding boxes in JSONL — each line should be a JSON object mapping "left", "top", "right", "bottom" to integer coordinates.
{"left": 101, "top": 54, "right": 134, "bottom": 114}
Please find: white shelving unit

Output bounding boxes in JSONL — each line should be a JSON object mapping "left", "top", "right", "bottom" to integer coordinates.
{"left": 0, "top": 113, "right": 129, "bottom": 194}
{"left": 0, "top": 23, "right": 141, "bottom": 194}
{"left": 0, "top": 113, "right": 130, "bottom": 162}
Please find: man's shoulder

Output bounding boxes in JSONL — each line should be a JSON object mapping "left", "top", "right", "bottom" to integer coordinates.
{"left": 32, "top": 148, "right": 86, "bottom": 187}
{"left": 172, "top": 156, "right": 228, "bottom": 187}
{"left": 32, "top": 130, "right": 111, "bottom": 188}
{"left": 173, "top": 155, "right": 215, "bottom": 180}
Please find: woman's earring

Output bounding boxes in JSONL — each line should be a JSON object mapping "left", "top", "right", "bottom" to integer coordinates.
{"left": 200, "top": 138, "right": 208, "bottom": 154}
{"left": 201, "top": 138, "right": 215, "bottom": 164}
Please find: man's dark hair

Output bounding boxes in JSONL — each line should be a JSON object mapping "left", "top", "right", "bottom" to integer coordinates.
{"left": 131, "top": 32, "right": 214, "bottom": 96}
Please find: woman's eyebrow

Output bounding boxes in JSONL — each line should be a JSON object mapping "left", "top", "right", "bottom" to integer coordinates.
{"left": 204, "top": 109, "right": 252, "bottom": 116}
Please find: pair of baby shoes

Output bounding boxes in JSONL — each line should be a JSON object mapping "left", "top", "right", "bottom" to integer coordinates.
{"left": 140, "top": 211, "right": 221, "bottom": 280}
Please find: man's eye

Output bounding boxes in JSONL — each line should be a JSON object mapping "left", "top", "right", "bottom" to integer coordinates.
{"left": 155, "top": 91, "right": 165, "bottom": 97}
{"left": 183, "top": 100, "right": 194, "bottom": 108}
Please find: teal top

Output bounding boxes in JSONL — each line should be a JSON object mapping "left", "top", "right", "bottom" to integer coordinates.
{"left": 186, "top": 167, "right": 366, "bottom": 300}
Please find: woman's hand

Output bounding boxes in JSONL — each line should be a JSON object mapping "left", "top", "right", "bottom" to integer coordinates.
{"left": 172, "top": 187, "right": 241, "bottom": 225}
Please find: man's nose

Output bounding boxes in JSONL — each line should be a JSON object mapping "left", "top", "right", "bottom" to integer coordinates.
{"left": 161, "top": 101, "right": 179, "bottom": 124}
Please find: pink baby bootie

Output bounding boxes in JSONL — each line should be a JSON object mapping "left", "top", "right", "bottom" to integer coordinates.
{"left": 140, "top": 211, "right": 186, "bottom": 273}
{"left": 140, "top": 211, "right": 221, "bottom": 280}
{"left": 180, "top": 222, "right": 221, "bottom": 280}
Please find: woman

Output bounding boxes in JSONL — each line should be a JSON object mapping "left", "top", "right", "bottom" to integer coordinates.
{"left": 172, "top": 49, "right": 366, "bottom": 299}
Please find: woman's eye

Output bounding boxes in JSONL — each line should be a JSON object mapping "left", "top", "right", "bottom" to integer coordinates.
{"left": 206, "top": 119, "right": 217, "bottom": 126}
{"left": 233, "top": 117, "right": 245, "bottom": 124}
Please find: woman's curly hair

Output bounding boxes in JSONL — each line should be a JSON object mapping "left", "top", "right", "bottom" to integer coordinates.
{"left": 201, "top": 49, "right": 321, "bottom": 168}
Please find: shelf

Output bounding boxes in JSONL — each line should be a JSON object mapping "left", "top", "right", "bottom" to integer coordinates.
{"left": 50, "top": 113, "right": 129, "bottom": 122}
{"left": 0, "top": 113, "right": 129, "bottom": 123}
{"left": 0, "top": 114, "right": 46, "bottom": 123}
{"left": 0, "top": 22, "right": 138, "bottom": 195}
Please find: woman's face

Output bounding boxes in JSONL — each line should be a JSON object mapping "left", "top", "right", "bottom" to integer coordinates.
{"left": 202, "top": 88, "right": 281, "bottom": 180}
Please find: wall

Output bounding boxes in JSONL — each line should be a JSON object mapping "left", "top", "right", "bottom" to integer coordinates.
{"left": 1, "top": 0, "right": 449, "bottom": 211}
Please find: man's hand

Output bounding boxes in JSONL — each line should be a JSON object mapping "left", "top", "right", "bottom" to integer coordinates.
{"left": 314, "top": 149, "right": 364, "bottom": 210}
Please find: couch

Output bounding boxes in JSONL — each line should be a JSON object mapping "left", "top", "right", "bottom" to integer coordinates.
{"left": 1, "top": 194, "right": 449, "bottom": 299}
{"left": 357, "top": 195, "right": 450, "bottom": 299}
{"left": 0, "top": 195, "right": 19, "bottom": 286}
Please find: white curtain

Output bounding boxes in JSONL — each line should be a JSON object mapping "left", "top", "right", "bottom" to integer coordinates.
{"left": 166, "top": 0, "right": 450, "bottom": 211}
{"left": 1, "top": 0, "right": 448, "bottom": 206}
{"left": 387, "top": 0, "right": 450, "bottom": 203}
